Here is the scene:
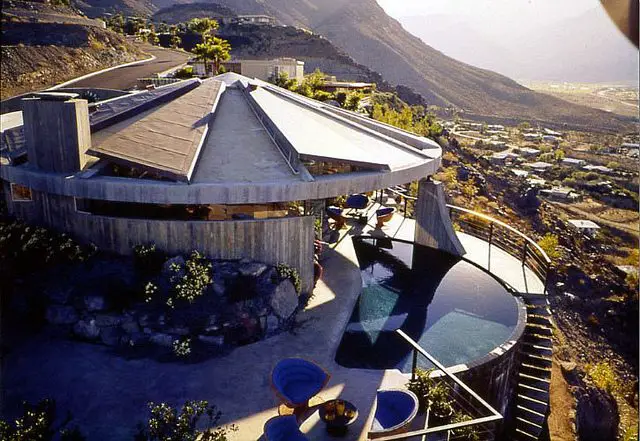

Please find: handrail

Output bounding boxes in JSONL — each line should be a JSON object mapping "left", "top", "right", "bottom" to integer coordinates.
{"left": 368, "top": 330, "right": 503, "bottom": 441}
{"left": 445, "top": 204, "right": 551, "bottom": 265}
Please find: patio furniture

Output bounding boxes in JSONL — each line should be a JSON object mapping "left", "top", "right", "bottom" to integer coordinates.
{"left": 264, "top": 415, "right": 309, "bottom": 441}
{"left": 368, "top": 389, "right": 419, "bottom": 439}
{"left": 375, "top": 207, "right": 395, "bottom": 229}
{"left": 271, "top": 358, "right": 330, "bottom": 415}
{"left": 326, "top": 206, "right": 346, "bottom": 230}
{"left": 318, "top": 398, "right": 359, "bottom": 437}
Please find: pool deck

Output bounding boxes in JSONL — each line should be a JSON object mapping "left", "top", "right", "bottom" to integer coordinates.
{"left": 2, "top": 204, "right": 545, "bottom": 440}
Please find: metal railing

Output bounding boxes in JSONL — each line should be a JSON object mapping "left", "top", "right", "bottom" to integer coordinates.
{"left": 446, "top": 205, "right": 551, "bottom": 292}
{"left": 376, "top": 186, "right": 551, "bottom": 294}
{"left": 369, "top": 330, "right": 502, "bottom": 441}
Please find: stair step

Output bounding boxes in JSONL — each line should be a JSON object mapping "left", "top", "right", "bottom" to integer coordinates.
{"left": 519, "top": 383, "right": 549, "bottom": 400}
{"left": 519, "top": 372, "right": 551, "bottom": 385}
{"left": 517, "top": 416, "right": 544, "bottom": 429}
{"left": 517, "top": 403, "right": 547, "bottom": 420}
{"left": 526, "top": 305, "right": 551, "bottom": 316}
{"left": 522, "top": 362, "right": 552, "bottom": 374}
{"left": 522, "top": 352, "right": 553, "bottom": 366}
{"left": 528, "top": 315, "right": 553, "bottom": 326}
{"left": 521, "top": 295, "right": 550, "bottom": 306}
{"left": 521, "top": 342, "right": 553, "bottom": 355}
{"left": 523, "top": 335, "right": 553, "bottom": 348}
{"left": 525, "top": 324, "right": 553, "bottom": 336}
{"left": 515, "top": 427, "right": 539, "bottom": 440}
{"left": 518, "top": 395, "right": 549, "bottom": 414}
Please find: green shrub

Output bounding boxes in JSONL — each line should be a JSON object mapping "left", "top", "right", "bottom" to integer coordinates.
{"left": 537, "top": 233, "right": 561, "bottom": 260}
{"left": 173, "top": 251, "right": 212, "bottom": 303}
{"left": 586, "top": 362, "right": 619, "bottom": 394}
{"left": 134, "top": 401, "right": 236, "bottom": 441}
{"left": 451, "top": 412, "right": 480, "bottom": 441}
{"left": 407, "top": 368, "right": 435, "bottom": 412}
{"left": 275, "top": 263, "right": 302, "bottom": 294}
{"left": 174, "top": 66, "right": 194, "bottom": 79}
{"left": 173, "top": 338, "right": 191, "bottom": 358}
{"left": 406, "top": 368, "right": 453, "bottom": 419}
{"left": 0, "top": 399, "right": 85, "bottom": 441}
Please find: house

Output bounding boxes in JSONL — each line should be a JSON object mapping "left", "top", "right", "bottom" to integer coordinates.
{"left": 542, "top": 135, "right": 560, "bottom": 144}
{"left": 487, "top": 124, "right": 505, "bottom": 131}
{"left": 543, "top": 128, "right": 563, "bottom": 137}
{"left": 234, "top": 15, "right": 277, "bottom": 26}
{"left": 0, "top": 74, "right": 443, "bottom": 295}
{"left": 517, "top": 147, "right": 540, "bottom": 157}
{"left": 567, "top": 219, "right": 600, "bottom": 237}
{"left": 193, "top": 58, "right": 305, "bottom": 82}
{"left": 523, "top": 133, "right": 542, "bottom": 142}
{"left": 316, "top": 78, "right": 376, "bottom": 94}
{"left": 527, "top": 178, "right": 547, "bottom": 187}
{"left": 562, "top": 158, "right": 586, "bottom": 167}
{"left": 511, "top": 169, "right": 529, "bottom": 178}
{"left": 583, "top": 164, "right": 613, "bottom": 174}
{"left": 489, "top": 151, "right": 518, "bottom": 165}
{"left": 539, "top": 187, "right": 581, "bottom": 202}
{"left": 524, "top": 161, "right": 554, "bottom": 172}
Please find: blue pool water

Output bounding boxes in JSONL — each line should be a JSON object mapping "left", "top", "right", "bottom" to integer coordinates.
{"left": 335, "top": 238, "right": 519, "bottom": 372}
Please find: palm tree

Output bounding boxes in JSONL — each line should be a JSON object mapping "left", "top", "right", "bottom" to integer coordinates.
{"left": 192, "top": 37, "right": 231, "bottom": 76}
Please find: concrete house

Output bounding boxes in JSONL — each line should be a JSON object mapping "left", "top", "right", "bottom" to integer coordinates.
{"left": 0, "top": 74, "right": 448, "bottom": 294}
{"left": 539, "top": 187, "right": 581, "bottom": 202}
{"left": 562, "top": 158, "right": 586, "bottom": 168}
{"left": 567, "top": 219, "right": 600, "bottom": 237}
{"left": 193, "top": 58, "right": 305, "bottom": 83}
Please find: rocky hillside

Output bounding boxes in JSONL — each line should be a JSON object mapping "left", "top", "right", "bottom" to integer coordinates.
{"left": 74, "top": 0, "right": 635, "bottom": 131}
{"left": 1, "top": 3, "right": 142, "bottom": 100}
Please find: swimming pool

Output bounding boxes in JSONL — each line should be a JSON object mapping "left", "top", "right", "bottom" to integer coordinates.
{"left": 335, "top": 237, "right": 521, "bottom": 372}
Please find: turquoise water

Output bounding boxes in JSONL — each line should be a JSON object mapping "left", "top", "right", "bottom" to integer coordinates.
{"left": 335, "top": 238, "right": 518, "bottom": 372}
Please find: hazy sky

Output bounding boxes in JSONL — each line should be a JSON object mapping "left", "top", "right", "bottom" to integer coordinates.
{"left": 376, "top": 0, "right": 605, "bottom": 34}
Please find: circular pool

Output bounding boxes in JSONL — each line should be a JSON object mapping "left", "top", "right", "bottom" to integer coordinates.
{"left": 335, "top": 237, "right": 525, "bottom": 372}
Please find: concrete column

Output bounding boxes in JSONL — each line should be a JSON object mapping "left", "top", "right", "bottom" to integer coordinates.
{"left": 22, "top": 93, "right": 91, "bottom": 173}
{"left": 414, "top": 179, "right": 466, "bottom": 256}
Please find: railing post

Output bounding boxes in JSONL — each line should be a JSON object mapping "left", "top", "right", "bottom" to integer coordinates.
{"left": 488, "top": 223, "right": 494, "bottom": 271}
{"left": 411, "top": 348, "right": 418, "bottom": 381}
{"left": 404, "top": 197, "right": 408, "bottom": 219}
{"left": 521, "top": 241, "right": 528, "bottom": 267}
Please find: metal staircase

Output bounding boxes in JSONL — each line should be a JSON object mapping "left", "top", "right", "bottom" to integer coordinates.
{"left": 513, "top": 294, "right": 553, "bottom": 441}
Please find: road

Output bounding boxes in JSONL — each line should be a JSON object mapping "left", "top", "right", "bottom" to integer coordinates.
{"left": 68, "top": 46, "right": 190, "bottom": 90}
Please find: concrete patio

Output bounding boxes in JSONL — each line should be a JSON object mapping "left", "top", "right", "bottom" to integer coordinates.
{"left": 2, "top": 203, "right": 545, "bottom": 441}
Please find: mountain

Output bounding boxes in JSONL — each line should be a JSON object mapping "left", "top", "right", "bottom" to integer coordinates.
{"left": 75, "top": 0, "right": 636, "bottom": 131}
{"left": 398, "top": 8, "right": 639, "bottom": 84}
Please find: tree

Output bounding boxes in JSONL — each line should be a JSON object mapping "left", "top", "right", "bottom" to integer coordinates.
{"left": 344, "top": 93, "right": 362, "bottom": 111}
{"left": 270, "top": 72, "right": 296, "bottom": 89}
{"left": 518, "top": 122, "right": 531, "bottom": 131}
{"left": 554, "top": 149, "right": 565, "bottom": 161}
{"left": 606, "top": 161, "right": 620, "bottom": 169}
{"left": 192, "top": 37, "right": 230, "bottom": 76}
{"left": 170, "top": 34, "right": 182, "bottom": 49}
{"left": 188, "top": 17, "right": 219, "bottom": 40}
{"left": 147, "top": 31, "right": 159, "bottom": 45}
{"left": 537, "top": 233, "right": 561, "bottom": 260}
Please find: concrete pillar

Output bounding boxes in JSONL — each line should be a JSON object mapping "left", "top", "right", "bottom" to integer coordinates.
{"left": 22, "top": 92, "right": 91, "bottom": 173}
{"left": 414, "top": 179, "right": 466, "bottom": 256}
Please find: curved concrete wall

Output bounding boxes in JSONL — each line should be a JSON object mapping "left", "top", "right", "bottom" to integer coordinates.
{"left": 5, "top": 188, "right": 315, "bottom": 293}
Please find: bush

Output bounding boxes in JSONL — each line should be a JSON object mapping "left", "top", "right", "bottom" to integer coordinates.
{"left": 406, "top": 368, "right": 434, "bottom": 412}
{"left": 174, "top": 66, "right": 194, "bottom": 79}
{"left": 450, "top": 412, "right": 480, "bottom": 441}
{"left": 173, "top": 338, "right": 191, "bottom": 358}
{"left": 173, "top": 251, "right": 212, "bottom": 303}
{"left": 586, "top": 362, "right": 619, "bottom": 394}
{"left": 133, "top": 244, "right": 164, "bottom": 275}
{"left": 0, "top": 399, "right": 85, "bottom": 441}
{"left": 134, "top": 401, "right": 236, "bottom": 441}
{"left": 275, "top": 263, "right": 302, "bottom": 294}
{"left": 406, "top": 369, "right": 453, "bottom": 420}
{"left": 537, "top": 233, "right": 561, "bottom": 261}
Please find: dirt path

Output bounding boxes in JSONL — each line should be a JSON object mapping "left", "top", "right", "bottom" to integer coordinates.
{"left": 548, "top": 358, "right": 577, "bottom": 441}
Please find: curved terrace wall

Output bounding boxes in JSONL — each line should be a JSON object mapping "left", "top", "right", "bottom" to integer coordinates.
{"left": 4, "top": 189, "right": 315, "bottom": 293}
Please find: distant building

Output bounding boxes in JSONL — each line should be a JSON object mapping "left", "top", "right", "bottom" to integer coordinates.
{"left": 542, "top": 135, "right": 560, "bottom": 144}
{"left": 517, "top": 147, "right": 540, "bottom": 157}
{"left": 543, "top": 128, "right": 563, "bottom": 137}
{"left": 489, "top": 151, "right": 518, "bottom": 165}
{"left": 317, "top": 76, "right": 376, "bottom": 94}
{"left": 524, "top": 161, "right": 554, "bottom": 172}
{"left": 234, "top": 15, "right": 277, "bottom": 26}
{"left": 567, "top": 219, "right": 600, "bottom": 237}
{"left": 583, "top": 164, "right": 613, "bottom": 174}
{"left": 511, "top": 169, "right": 529, "bottom": 178}
{"left": 192, "top": 58, "right": 305, "bottom": 82}
{"left": 487, "top": 124, "right": 505, "bottom": 130}
{"left": 562, "top": 158, "right": 586, "bottom": 167}
{"left": 523, "top": 133, "right": 542, "bottom": 142}
{"left": 527, "top": 178, "right": 547, "bottom": 187}
{"left": 539, "top": 187, "right": 581, "bottom": 202}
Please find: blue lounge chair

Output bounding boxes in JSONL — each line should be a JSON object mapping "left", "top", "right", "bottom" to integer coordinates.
{"left": 271, "top": 358, "right": 330, "bottom": 410}
{"left": 369, "top": 389, "right": 419, "bottom": 439}
{"left": 264, "top": 415, "right": 309, "bottom": 441}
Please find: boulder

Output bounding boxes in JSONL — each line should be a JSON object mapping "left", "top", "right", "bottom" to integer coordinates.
{"left": 198, "top": 335, "right": 224, "bottom": 347}
{"left": 166, "top": 326, "right": 190, "bottom": 336}
{"left": 575, "top": 386, "right": 619, "bottom": 441}
{"left": 100, "top": 327, "right": 124, "bottom": 346}
{"left": 149, "top": 333, "right": 174, "bottom": 348}
{"left": 265, "top": 315, "right": 280, "bottom": 334}
{"left": 269, "top": 279, "right": 298, "bottom": 320}
{"left": 46, "top": 305, "right": 78, "bottom": 325}
{"left": 238, "top": 262, "right": 267, "bottom": 278}
{"left": 95, "top": 314, "right": 122, "bottom": 328}
{"left": 84, "top": 295, "right": 107, "bottom": 312}
{"left": 73, "top": 319, "right": 100, "bottom": 340}
{"left": 127, "top": 332, "right": 149, "bottom": 347}
{"left": 121, "top": 316, "right": 140, "bottom": 334}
